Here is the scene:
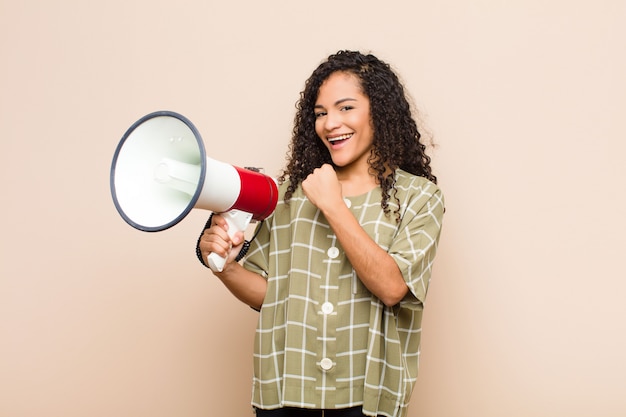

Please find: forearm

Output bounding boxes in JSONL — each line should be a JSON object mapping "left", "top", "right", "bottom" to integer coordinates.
{"left": 214, "top": 262, "right": 267, "bottom": 310}
{"left": 322, "top": 204, "right": 408, "bottom": 307}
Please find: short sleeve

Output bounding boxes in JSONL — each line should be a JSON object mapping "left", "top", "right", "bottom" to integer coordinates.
{"left": 388, "top": 182, "right": 445, "bottom": 305}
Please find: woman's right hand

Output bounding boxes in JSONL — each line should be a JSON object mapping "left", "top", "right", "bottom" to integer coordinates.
{"left": 198, "top": 213, "right": 245, "bottom": 271}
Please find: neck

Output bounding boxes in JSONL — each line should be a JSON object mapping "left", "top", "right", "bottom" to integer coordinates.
{"left": 337, "top": 169, "right": 379, "bottom": 197}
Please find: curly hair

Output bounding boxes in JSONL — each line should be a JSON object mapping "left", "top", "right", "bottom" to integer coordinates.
{"left": 278, "top": 50, "right": 437, "bottom": 221}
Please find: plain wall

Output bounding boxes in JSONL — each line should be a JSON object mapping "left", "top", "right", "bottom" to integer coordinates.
{"left": 1, "top": 1, "right": 625, "bottom": 416}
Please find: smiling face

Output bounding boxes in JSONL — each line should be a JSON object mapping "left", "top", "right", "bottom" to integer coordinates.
{"left": 314, "top": 71, "right": 374, "bottom": 177}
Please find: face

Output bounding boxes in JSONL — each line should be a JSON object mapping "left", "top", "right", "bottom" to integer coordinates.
{"left": 314, "top": 71, "right": 374, "bottom": 176}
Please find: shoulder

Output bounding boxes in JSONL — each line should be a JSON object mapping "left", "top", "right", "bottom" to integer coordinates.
{"left": 277, "top": 178, "right": 301, "bottom": 197}
{"left": 394, "top": 169, "right": 443, "bottom": 199}
{"left": 393, "top": 170, "right": 445, "bottom": 224}
{"left": 272, "top": 179, "right": 309, "bottom": 220}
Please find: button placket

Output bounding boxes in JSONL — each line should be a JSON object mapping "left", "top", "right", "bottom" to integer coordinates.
{"left": 318, "top": 236, "right": 340, "bottom": 375}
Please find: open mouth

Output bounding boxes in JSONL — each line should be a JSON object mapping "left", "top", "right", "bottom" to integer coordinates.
{"left": 328, "top": 133, "right": 353, "bottom": 145}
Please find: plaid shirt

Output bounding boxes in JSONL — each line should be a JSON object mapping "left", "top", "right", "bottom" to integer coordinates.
{"left": 243, "top": 170, "right": 444, "bottom": 417}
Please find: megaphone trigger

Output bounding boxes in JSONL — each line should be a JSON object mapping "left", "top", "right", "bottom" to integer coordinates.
{"left": 207, "top": 209, "right": 254, "bottom": 272}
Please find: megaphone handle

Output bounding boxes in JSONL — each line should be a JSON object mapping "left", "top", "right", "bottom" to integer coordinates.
{"left": 207, "top": 209, "right": 254, "bottom": 273}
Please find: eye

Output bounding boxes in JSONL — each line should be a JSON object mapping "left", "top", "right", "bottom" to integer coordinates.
{"left": 340, "top": 105, "right": 354, "bottom": 112}
{"left": 314, "top": 111, "right": 327, "bottom": 118}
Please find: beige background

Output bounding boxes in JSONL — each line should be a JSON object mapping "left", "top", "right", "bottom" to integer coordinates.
{"left": 1, "top": 1, "right": 625, "bottom": 416}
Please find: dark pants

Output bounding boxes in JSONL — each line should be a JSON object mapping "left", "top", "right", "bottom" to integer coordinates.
{"left": 255, "top": 406, "right": 365, "bottom": 417}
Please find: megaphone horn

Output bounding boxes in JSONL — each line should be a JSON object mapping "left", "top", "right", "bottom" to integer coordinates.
{"left": 110, "top": 110, "right": 278, "bottom": 272}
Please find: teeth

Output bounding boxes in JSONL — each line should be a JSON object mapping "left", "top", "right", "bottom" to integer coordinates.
{"left": 328, "top": 133, "right": 352, "bottom": 142}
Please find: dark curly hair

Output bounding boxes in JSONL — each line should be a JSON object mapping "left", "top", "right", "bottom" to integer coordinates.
{"left": 278, "top": 50, "right": 436, "bottom": 221}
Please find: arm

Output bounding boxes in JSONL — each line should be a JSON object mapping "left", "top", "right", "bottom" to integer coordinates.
{"left": 302, "top": 165, "right": 408, "bottom": 307}
{"left": 198, "top": 214, "right": 267, "bottom": 310}
{"left": 325, "top": 202, "right": 409, "bottom": 306}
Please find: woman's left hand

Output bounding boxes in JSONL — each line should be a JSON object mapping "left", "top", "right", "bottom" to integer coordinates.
{"left": 302, "top": 164, "right": 343, "bottom": 212}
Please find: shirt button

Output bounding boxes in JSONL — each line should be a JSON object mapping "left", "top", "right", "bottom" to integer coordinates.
{"left": 327, "top": 247, "right": 339, "bottom": 258}
{"left": 344, "top": 198, "right": 352, "bottom": 208}
{"left": 321, "top": 302, "right": 334, "bottom": 315}
{"left": 320, "top": 357, "right": 333, "bottom": 371}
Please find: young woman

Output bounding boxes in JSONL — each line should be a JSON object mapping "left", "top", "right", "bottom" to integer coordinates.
{"left": 197, "top": 50, "right": 445, "bottom": 417}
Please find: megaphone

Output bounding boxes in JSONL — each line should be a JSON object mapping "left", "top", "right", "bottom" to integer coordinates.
{"left": 110, "top": 110, "right": 278, "bottom": 272}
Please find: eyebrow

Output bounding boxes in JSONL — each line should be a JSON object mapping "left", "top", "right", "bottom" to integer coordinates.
{"left": 314, "top": 97, "right": 357, "bottom": 109}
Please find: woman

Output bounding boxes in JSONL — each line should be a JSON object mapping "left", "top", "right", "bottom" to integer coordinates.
{"left": 198, "top": 50, "right": 445, "bottom": 417}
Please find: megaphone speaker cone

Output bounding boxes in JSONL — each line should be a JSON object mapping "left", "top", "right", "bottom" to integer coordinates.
{"left": 110, "top": 111, "right": 206, "bottom": 232}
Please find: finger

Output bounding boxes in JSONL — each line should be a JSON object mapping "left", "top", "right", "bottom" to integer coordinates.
{"left": 200, "top": 228, "right": 232, "bottom": 258}
{"left": 210, "top": 213, "right": 229, "bottom": 229}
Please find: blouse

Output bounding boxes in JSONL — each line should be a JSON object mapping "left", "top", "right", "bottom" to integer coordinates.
{"left": 243, "top": 169, "right": 445, "bottom": 417}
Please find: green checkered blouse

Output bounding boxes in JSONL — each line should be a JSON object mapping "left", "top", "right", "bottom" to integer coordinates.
{"left": 243, "top": 169, "right": 444, "bottom": 417}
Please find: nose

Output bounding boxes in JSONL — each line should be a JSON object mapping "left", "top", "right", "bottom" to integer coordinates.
{"left": 323, "top": 110, "right": 342, "bottom": 131}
